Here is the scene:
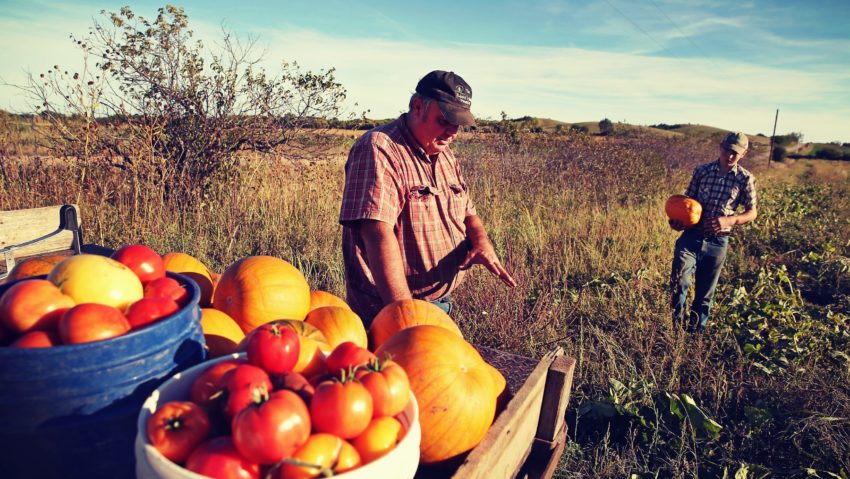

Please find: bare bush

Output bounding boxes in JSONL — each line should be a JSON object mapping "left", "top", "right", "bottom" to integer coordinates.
{"left": 16, "top": 4, "right": 348, "bottom": 200}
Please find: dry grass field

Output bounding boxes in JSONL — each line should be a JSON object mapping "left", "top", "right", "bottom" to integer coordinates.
{"left": 1, "top": 123, "right": 848, "bottom": 477}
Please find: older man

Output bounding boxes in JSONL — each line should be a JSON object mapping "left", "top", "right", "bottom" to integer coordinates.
{"left": 670, "top": 131, "right": 758, "bottom": 332}
{"left": 339, "top": 70, "right": 516, "bottom": 325}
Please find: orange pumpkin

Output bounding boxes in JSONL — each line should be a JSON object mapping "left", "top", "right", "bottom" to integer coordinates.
{"left": 376, "top": 325, "right": 505, "bottom": 464}
{"left": 308, "top": 290, "right": 351, "bottom": 312}
{"left": 162, "top": 252, "right": 214, "bottom": 307}
{"left": 369, "top": 299, "right": 463, "bottom": 350}
{"left": 200, "top": 308, "right": 245, "bottom": 358}
{"left": 213, "top": 256, "right": 311, "bottom": 332}
{"left": 8, "top": 254, "right": 69, "bottom": 281}
{"left": 665, "top": 195, "right": 702, "bottom": 228}
{"left": 305, "top": 306, "right": 367, "bottom": 349}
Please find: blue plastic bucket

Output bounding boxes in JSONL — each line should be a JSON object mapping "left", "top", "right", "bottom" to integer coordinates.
{"left": 0, "top": 272, "right": 207, "bottom": 479}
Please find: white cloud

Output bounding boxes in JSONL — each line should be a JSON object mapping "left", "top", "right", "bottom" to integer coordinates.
{"left": 1, "top": 10, "right": 847, "bottom": 143}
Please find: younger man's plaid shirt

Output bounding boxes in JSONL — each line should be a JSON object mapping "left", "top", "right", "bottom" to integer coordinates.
{"left": 339, "top": 115, "right": 475, "bottom": 320}
{"left": 685, "top": 160, "right": 757, "bottom": 233}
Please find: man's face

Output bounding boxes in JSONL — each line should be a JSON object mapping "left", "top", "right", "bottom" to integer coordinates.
{"left": 719, "top": 145, "right": 746, "bottom": 169}
{"left": 409, "top": 98, "right": 460, "bottom": 156}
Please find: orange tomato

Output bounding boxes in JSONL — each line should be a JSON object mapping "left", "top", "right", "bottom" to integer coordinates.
{"left": 0, "top": 279, "right": 75, "bottom": 334}
{"left": 11, "top": 329, "right": 61, "bottom": 348}
{"left": 8, "top": 254, "right": 68, "bottom": 281}
{"left": 351, "top": 416, "right": 404, "bottom": 464}
{"left": 277, "top": 433, "right": 361, "bottom": 479}
{"left": 58, "top": 303, "right": 131, "bottom": 344}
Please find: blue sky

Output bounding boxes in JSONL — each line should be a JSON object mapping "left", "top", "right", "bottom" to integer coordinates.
{"left": 1, "top": 0, "right": 848, "bottom": 142}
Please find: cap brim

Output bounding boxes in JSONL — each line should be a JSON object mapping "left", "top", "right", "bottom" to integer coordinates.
{"left": 437, "top": 102, "right": 476, "bottom": 127}
{"left": 726, "top": 144, "right": 747, "bottom": 154}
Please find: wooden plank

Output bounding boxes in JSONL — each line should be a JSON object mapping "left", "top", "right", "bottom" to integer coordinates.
{"left": 518, "top": 423, "right": 569, "bottom": 479}
{"left": 450, "top": 349, "right": 560, "bottom": 479}
{"left": 0, "top": 205, "right": 81, "bottom": 257}
{"left": 535, "top": 355, "right": 576, "bottom": 443}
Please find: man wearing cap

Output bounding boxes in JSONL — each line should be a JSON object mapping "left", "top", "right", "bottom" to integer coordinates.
{"left": 339, "top": 70, "right": 516, "bottom": 325}
{"left": 669, "top": 131, "right": 758, "bottom": 332}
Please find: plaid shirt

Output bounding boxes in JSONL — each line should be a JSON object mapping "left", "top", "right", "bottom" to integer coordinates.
{"left": 339, "top": 115, "right": 476, "bottom": 320}
{"left": 685, "top": 160, "right": 757, "bottom": 233}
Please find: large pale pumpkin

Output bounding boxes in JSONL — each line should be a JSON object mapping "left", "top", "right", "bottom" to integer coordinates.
{"left": 305, "top": 306, "right": 367, "bottom": 349}
{"left": 8, "top": 254, "right": 68, "bottom": 281}
{"left": 376, "top": 325, "right": 505, "bottom": 464}
{"left": 309, "top": 290, "right": 351, "bottom": 312}
{"left": 162, "top": 252, "right": 214, "bottom": 307}
{"left": 213, "top": 256, "right": 311, "bottom": 332}
{"left": 370, "top": 298, "right": 463, "bottom": 350}
{"left": 665, "top": 195, "right": 702, "bottom": 228}
{"left": 200, "top": 308, "right": 245, "bottom": 358}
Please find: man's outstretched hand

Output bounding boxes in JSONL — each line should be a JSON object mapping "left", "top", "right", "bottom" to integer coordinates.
{"left": 459, "top": 239, "right": 517, "bottom": 288}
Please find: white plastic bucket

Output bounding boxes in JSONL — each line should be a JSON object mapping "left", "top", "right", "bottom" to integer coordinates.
{"left": 135, "top": 353, "right": 420, "bottom": 479}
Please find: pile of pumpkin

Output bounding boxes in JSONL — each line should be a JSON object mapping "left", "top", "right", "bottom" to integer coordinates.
{"left": 2, "top": 248, "right": 507, "bottom": 469}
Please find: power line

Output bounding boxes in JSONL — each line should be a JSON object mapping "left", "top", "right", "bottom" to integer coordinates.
{"left": 649, "top": 0, "right": 720, "bottom": 68}
{"left": 602, "top": 0, "right": 677, "bottom": 58}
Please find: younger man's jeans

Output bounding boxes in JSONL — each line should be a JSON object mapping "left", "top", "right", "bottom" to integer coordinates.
{"left": 670, "top": 230, "right": 730, "bottom": 331}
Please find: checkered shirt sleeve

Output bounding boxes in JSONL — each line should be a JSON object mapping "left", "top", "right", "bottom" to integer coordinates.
{"left": 339, "top": 133, "right": 402, "bottom": 225}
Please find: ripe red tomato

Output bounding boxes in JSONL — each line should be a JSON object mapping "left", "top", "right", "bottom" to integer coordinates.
{"left": 190, "top": 358, "right": 247, "bottom": 407}
{"left": 0, "top": 279, "right": 75, "bottom": 334}
{"left": 269, "top": 371, "right": 315, "bottom": 405}
{"left": 58, "top": 303, "right": 131, "bottom": 344}
{"left": 111, "top": 244, "right": 166, "bottom": 285}
{"left": 223, "top": 364, "right": 272, "bottom": 393}
{"left": 147, "top": 401, "right": 211, "bottom": 464}
{"left": 10, "top": 329, "right": 61, "bottom": 348}
{"left": 185, "top": 436, "right": 260, "bottom": 479}
{"left": 224, "top": 383, "right": 269, "bottom": 421}
{"left": 355, "top": 358, "right": 411, "bottom": 417}
{"left": 276, "top": 433, "right": 361, "bottom": 478}
{"left": 246, "top": 323, "right": 300, "bottom": 375}
{"left": 232, "top": 389, "right": 311, "bottom": 465}
{"left": 325, "top": 342, "right": 376, "bottom": 378}
{"left": 310, "top": 378, "right": 373, "bottom": 439}
{"left": 351, "top": 416, "right": 404, "bottom": 464}
{"left": 144, "top": 277, "right": 190, "bottom": 307}
{"left": 126, "top": 296, "right": 180, "bottom": 329}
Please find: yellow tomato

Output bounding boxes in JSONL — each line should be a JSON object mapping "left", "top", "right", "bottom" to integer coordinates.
{"left": 350, "top": 416, "right": 404, "bottom": 464}
{"left": 48, "top": 254, "right": 144, "bottom": 311}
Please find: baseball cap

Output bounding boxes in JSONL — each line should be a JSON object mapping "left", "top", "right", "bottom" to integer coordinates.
{"left": 722, "top": 131, "right": 749, "bottom": 154}
{"left": 415, "top": 70, "right": 476, "bottom": 127}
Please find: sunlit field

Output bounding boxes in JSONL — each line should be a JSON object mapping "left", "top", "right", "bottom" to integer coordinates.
{"left": 1, "top": 125, "right": 848, "bottom": 477}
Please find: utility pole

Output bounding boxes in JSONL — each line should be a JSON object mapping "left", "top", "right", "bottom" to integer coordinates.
{"left": 767, "top": 109, "right": 779, "bottom": 167}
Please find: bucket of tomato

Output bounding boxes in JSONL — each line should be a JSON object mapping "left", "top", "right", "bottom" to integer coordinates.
{"left": 0, "top": 250, "right": 206, "bottom": 479}
{"left": 135, "top": 335, "right": 421, "bottom": 479}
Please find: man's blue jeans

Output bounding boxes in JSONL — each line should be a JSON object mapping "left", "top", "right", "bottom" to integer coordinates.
{"left": 670, "top": 230, "right": 730, "bottom": 330}
{"left": 430, "top": 296, "right": 453, "bottom": 316}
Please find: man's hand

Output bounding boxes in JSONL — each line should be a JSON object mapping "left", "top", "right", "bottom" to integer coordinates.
{"left": 702, "top": 216, "right": 736, "bottom": 235}
{"left": 459, "top": 238, "right": 517, "bottom": 288}
{"left": 461, "top": 215, "right": 517, "bottom": 287}
{"left": 668, "top": 219, "right": 685, "bottom": 231}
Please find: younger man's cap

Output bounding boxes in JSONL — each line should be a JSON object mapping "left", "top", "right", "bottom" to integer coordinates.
{"left": 415, "top": 70, "right": 476, "bottom": 127}
{"left": 722, "top": 131, "right": 749, "bottom": 153}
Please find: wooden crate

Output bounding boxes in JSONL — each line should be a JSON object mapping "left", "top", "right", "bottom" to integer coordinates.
{"left": 0, "top": 204, "right": 111, "bottom": 281}
{"left": 416, "top": 346, "right": 576, "bottom": 479}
